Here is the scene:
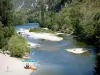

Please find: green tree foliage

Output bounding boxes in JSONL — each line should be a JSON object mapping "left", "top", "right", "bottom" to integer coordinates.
{"left": 0, "top": 28, "right": 5, "bottom": 48}
{"left": 53, "top": 0, "right": 100, "bottom": 43}
{"left": 24, "top": 0, "right": 100, "bottom": 45}
{"left": 0, "top": 0, "right": 13, "bottom": 26}
{"left": 0, "top": 0, "right": 14, "bottom": 50}
{"left": 29, "top": 28, "right": 54, "bottom": 33}
{"left": 8, "top": 35, "right": 30, "bottom": 58}
{"left": 57, "top": 1, "right": 100, "bottom": 75}
{"left": 0, "top": 24, "right": 14, "bottom": 49}
{"left": 12, "top": 11, "right": 27, "bottom": 25}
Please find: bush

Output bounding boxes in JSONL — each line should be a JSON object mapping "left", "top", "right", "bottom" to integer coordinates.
{"left": 0, "top": 24, "right": 14, "bottom": 49}
{"left": 56, "top": 34, "right": 66, "bottom": 37}
{"left": 0, "top": 30, "right": 5, "bottom": 49}
{"left": 8, "top": 34, "right": 30, "bottom": 58}
{"left": 29, "top": 28, "right": 54, "bottom": 33}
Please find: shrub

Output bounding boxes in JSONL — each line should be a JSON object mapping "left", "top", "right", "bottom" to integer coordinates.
{"left": 56, "top": 34, "right": 66, "bottom": 37}
{"left": 29, "top": 28, "right": 54, "bottom": 33}
{"left": 8, "top": 34, "right": 30, "bottom": 58}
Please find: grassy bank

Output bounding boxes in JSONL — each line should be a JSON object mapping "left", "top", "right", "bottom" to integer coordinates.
{"left": 29, "top": 28, "right": 55, "bottom": 33}
{"left": 29, "top": 28, "right": 67, "bottom": 38}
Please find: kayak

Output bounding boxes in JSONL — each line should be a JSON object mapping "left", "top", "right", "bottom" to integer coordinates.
{"left": 24, "top": 66, "right": 37, "bottom": 71}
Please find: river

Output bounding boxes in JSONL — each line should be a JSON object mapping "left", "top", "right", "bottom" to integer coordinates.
{"left": 15, "top": 23, "right": 96, "bottom": 75}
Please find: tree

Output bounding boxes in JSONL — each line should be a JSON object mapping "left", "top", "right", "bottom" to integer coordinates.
{"left": 0, "top": 0, "right": 14, "bottom": 50}
{"left": 0, "top": 0, "right": 13, "bottom": 26}
{"left": 0, "top": 30, "right": 5, "bottom": 49}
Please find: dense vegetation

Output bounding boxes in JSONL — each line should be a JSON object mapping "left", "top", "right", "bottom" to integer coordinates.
{"left": 26, "top": 0, "right": 100, "bottom": 51}
{"left": 8, "top": 34, "right": 30, "bottom": 58}
{"left": 29, "top": 28, "right": 54, "bottom": 33}
{"left": 0, "top": 0, "right": 29, "bottom": 58}
{"left": 0, "top": 0, "right": 14, "bottom": 50}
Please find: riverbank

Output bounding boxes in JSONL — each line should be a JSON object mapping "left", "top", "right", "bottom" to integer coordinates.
{"left": 17, "top": 29, "right": 63, "bottom": 42}
{"left": 0, "top": 53, "right": 32, "bottom": 75}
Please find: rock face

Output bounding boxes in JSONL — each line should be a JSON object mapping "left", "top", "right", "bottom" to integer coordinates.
{"left": 13, "top": 0, "right": 37, "bottom": 10}
{"left": 13, "top": 0, "right": 66, "bottom": 11}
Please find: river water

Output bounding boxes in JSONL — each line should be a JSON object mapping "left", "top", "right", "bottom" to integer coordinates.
{"left": 15, "top": 23, "right": 96, "bottom": 75}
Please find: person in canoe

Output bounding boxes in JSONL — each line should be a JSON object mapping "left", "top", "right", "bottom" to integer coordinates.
{"left": 24, "top": 63, "right": 30, "bottom": 69}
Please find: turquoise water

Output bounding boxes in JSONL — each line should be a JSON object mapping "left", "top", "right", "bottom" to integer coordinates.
{"left": 15, "top": 23, "right": 96, "bottom": 75}
{"left": 15, "top": 23, "right": 39, "bottom": 29}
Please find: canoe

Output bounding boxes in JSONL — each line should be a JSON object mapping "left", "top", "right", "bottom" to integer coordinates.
{"left": 29, "top": 67, "right": 37, "bottom": 70}
{"left": 24, "top": 66, "right": 37, "bottom": 71}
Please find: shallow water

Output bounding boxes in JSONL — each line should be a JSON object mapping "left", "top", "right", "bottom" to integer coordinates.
{"left": 15, "top": 23, "right": 96, "bottom": 75}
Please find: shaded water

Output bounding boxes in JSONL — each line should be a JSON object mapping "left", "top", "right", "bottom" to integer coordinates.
{"left": 15, "top": 23, "right": 96, "bottom": 75}
{"left": 15, "top": 23, "right": 39, "bottom": 29}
